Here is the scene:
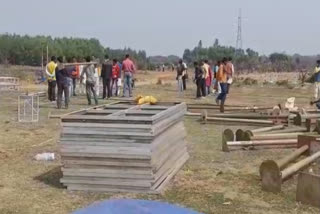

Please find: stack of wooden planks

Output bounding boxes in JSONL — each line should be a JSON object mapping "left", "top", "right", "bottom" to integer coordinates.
{"left": 59, "top": 101, "right": 189, "bottom": 193}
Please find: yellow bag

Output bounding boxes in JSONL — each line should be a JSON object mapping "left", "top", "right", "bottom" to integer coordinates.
{"left": 137, "top": 96, "right": 157, "bottom": 105}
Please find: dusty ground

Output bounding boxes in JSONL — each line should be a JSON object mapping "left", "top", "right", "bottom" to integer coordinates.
{"left": 0, "top": 70, "right": 319, "bottom": 214}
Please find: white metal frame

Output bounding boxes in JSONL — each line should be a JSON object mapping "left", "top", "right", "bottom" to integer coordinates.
{"left": 18, "top": 94, "right": 40, "bottom": 122}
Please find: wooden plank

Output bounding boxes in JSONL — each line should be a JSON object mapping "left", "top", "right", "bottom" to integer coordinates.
{"left": 62, "top": 122, "right": 152, "bottom": 129}
{"left": 62, "top": 167, "right": 152, "bottom": 176}
{"left": 153, "top": 153, "right": 189, "bottom": 192}
{"left": 297, "top": 172, "right": 320, "bottom": 208}
{"left": 152, "top": 111, "right": 185, "bottom": 136}
{"left": 152, "top": 149, "right": 187, "bottom": 188}
{"left": 61, "top": 129, "right": 153, "bottom": 137}
{"left": 67, "top": 184, "right": 157, "bottom": 194}
{"left": 60, "top": 136, "right": 151, "bottom": 144}
{"left": 62, "top": 158, "right": 151, "bottom": 167}
{"left": 62, "top": 171, "right": 153, "bottom": 180}
{"left": 61, "top": 152, "right": 151, "bottom": 160}
{"left": 151, "top": 103, "right": 187, "bottom": 124}
{"left": 60, "top": 141, "right": 150, "bottom": 148}
{"left": 61, "top": 177, "right": 152, "bottom": 188}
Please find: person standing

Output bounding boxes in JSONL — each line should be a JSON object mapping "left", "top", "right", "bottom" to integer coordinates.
{"left": 213, "top": 61, "right": 221, "bottom": 95}
{"left": 122, "top": 54, "right": 136, "bottom": 97}
{"left": 101, "top": 55, "right": 112, "bottom": 99}
{"left": 201, "top": 60, "right": 210, "bottom": 97}
{"left": 45, "top": 56, "right": 57, "bottom": 102}
{"left": 176, "top": 60, "right": 185, "bottom": 96}
{"left": 225, "top": 57, "right": 234, "bottom": 93}
{"left": 314, "top": 60, "right": 320, "bottom": 100}
{"left": 81, "top": 56, "right": 98, "bottom": 105}
{"left": 55, "top": 57, "right": 70, "bottom": 109}
{"left": 194, "top": 61, "right": 205, "bottom": 98}
{"left": 71, "top": 57, "right": 79, "bottom": 96}
{"left": 65, "top": 58, "right": 76, "bottom": 99}
{"left": 117, "top": 61, "right": 122, "bottom": 96}
{"left": 179, "top": 59, "right": 188, "bottom": 90}
{"left": 203, "top": 60, "right": 212, "bottom": 95}
{"left": 216, "top": 58, "right": 228, "bottom": 113}
{"left": 111, "top": 59, "right": 120, "bottom": 96}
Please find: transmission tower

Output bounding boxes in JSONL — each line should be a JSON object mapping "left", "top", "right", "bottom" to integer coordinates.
{"left": 236, "top": 9, "right": 243, "bottom": 51}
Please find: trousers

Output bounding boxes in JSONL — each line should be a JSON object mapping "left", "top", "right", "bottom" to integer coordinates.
{"left": 111, "top": 78, "right": 118, "bottom": 96}
{"left": 102, "top": 78, "right": 111, "bottom": 99}
{"left": 57, "top": 83, "right": 69, "bottom": 109}
{"left": 315, "top": 82, "right": 320, "bottom": 99}
{"left": 48, "top": 80, "right": 56, "bottom": 101}
{"left": 86, "top": 81, "right": 98, "bottom": 105}
{"left": 196, "top": 78, "right": 206, "bottom": 98}
{"left": 123, "top": 72, "right": 133, "bottom": 97}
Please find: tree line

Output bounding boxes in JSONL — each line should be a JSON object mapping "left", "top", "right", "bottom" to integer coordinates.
{"left": 0, "top": 34, "right": 149, "bottom": 69}
{"left": 183, "top": 39, "right": 319, "bottom": 73}
{"left": 0, "top": 34, "right": 318, "bottom": 72}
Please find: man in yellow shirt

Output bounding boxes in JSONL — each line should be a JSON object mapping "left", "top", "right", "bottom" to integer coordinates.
{"left": 46, "top": 56, "right": 57, "bottom": 102}
{"left": 314, "top": 60, "right": 320, "bottom": 100}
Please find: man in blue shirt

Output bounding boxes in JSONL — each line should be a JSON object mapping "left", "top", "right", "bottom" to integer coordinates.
{"left": 56, "top": 57, "right": 70, "bottom": 109}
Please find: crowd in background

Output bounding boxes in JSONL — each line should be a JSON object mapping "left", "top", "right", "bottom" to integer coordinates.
{"left": 176, "top": 57, "right": 234, "bottom": 112}
{"left": 45, "top": 54, "right": 136, "bottom": 109}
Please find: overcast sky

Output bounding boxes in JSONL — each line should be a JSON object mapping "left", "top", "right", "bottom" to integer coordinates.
{"left": 0, "top": 0, "right": 319, "bottom": 56}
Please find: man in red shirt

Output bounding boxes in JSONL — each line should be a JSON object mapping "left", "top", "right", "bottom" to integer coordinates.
{"left": 111, "top": 59, "right": 120, "bottom": 96}
{"left": 121, "top": 54, "right": 136, "bottom": 97}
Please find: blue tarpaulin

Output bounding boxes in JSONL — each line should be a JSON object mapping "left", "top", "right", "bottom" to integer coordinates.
{"left": 72, "top": 199, "right": 202, "bottom": 214}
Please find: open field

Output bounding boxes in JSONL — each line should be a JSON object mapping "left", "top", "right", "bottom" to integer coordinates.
{"left": 0, "top": 70, "right": 319, "bottom": 214}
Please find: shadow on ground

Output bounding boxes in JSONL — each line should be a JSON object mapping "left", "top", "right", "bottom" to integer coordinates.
{"left": 34, "top": 166, "right": 64, "bottom": 189}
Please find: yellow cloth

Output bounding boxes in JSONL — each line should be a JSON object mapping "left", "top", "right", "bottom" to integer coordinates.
{"left": 46, "top": 61, "right": 57, "bottom": 81}
{"left": 137, "top": 96, "right": 157, "bottom": 105}
{"left": 315, "top": 66, "right": 320, "bottom": 73}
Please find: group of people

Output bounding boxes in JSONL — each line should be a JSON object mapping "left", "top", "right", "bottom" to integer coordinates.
{"left": 46, "top": 54, "right": 136, "bottom": 109}
{"left": 176, "top": 57, "right": 234, "bottom": 112}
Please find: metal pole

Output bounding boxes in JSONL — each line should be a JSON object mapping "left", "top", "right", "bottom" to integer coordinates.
{"left": 46, "top": 45, "right": 49, "bottom": 64}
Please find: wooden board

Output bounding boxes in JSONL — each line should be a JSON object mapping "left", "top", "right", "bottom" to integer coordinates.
{"left": 296, "top": 172, "right": 320, "bottom": 208}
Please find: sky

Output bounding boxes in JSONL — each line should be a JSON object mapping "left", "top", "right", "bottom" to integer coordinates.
{"left": 0, "top": 0, "right": 319, "bottom": 57}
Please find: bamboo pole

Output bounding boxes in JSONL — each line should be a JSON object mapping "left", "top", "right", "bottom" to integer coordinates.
{"left": 251, "top": 125, "right": 285, "bottom": 134}
{"left": 262, "top": 127, "right": 308, "bottom": 134}
{"left": 259, "top": 144, "right": 318, "bottom": 193}
{"left": 204, "top": 116, "right": 274, "bottom": 126}
{"left": 281, "top": 151, "right": 320, "bottom": 180}
{"left": 227, "top": 139, "right": 297, "bottom": 147}
{"left": 207, "top": 113, "right": 290, "bottom": 120}
{"left": 277, "top": 145, "right": 309, "bottom": 169}
{"left": 63, "top": 62, "right": 98, "bottom": 66}
{"left": 250, "top": 132, "right": 317, "bottom": 141}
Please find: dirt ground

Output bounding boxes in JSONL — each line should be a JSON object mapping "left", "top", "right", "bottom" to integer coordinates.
{"left": 0, "top": 70, "right": 319, "bottom": 214}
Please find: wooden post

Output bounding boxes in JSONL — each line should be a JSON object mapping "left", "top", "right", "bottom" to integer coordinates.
{"left": 236, "top": 129, "right": 245, "bottom": 141}
{"left": 296, "top": 172, "right": 320, "bottom": 208}
{"left": 222, "top": 129, "right": 235, "bottom": 152}
{"left": 260, "top": 145, "right": 309, "bottom": 193}
{"left": 201, "top": 110, "right": 208, "bottom": 123}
